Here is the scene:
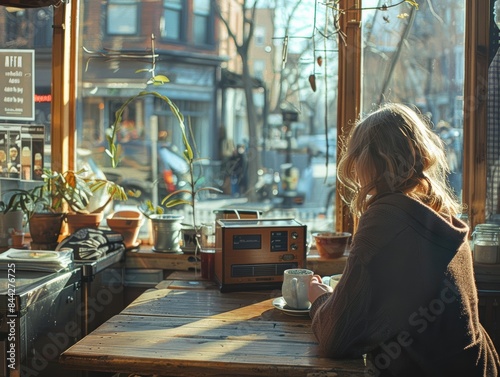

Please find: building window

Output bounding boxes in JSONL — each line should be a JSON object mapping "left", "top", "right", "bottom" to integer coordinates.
{"left": 107, "top": 0, "right": 138, "bottom": 36}
{"left": 193, "top": 0, "right": 212, "bottom": 45}
{"left": 253, "top": 60, "right": 265, "bottom": 80}
{"left": 254, "top": 26, "right": 265, "bottom": 46}
{"left": 161, "top": 0, "right": 184, "bottom": 41}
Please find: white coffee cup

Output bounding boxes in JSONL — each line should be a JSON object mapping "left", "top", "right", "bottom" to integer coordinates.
{"left": 281, "top": 268, "right": 314, "bottom": 309}
{"left": 322, "top": 274, "right": 342, "bottom": 290}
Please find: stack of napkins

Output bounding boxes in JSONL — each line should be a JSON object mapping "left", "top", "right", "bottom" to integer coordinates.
{"left": 0, "top": 249, "right": 74, "bottom": 272}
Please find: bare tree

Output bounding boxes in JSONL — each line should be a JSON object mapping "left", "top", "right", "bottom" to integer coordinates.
{"left": 213, "top": 0, "right": 261, "bottom": 199}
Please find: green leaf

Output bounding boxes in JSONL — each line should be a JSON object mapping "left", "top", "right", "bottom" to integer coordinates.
{"left": 197, "top": 186, "right": 223, "bottom": 194}
{"left": 164, "top": 199, "right": 191, "bottom": 208}
{"left": 153, "top": 74, "right": 169, "bottom": 83}
{"left": 404, "top": 0, "right": 419, "bottom": 9}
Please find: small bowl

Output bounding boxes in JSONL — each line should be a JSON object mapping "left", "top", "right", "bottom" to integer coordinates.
{"left": 313, "top": 232, "right": 351, "bottom": 259}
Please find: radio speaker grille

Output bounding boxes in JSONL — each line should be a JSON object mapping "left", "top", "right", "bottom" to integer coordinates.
{"left": 231, "top": 263, "right": 298, "bottom": 277}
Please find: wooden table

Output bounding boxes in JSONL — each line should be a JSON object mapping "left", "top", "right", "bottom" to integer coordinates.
{"left": 60, "top": 279, "right": 366, "bottom": 377}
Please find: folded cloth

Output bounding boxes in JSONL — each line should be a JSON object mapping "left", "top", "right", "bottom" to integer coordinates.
{"left": 56, "top": 228, "right": 125, "bottom": 260}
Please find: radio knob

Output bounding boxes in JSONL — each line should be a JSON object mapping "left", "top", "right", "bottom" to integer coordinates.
{"left": 291, "top": 244, "right": 298, "bottom": 250}
{"left": 291, "top": 232, "right": 298, "bottom": 239}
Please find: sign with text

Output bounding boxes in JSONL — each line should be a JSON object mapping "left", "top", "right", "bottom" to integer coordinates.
{"left": 0, "top": 49, "right": 35, "bottom": 121}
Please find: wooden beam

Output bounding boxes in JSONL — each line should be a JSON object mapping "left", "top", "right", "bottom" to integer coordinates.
{"left": 463, "top": 0, "right": 489, "bottom": 231}
{"left": 336, "top": 0, "right": 361, "bottom": 234}
{"left": 51, "top": 0, "right": 78, "bottom": 172}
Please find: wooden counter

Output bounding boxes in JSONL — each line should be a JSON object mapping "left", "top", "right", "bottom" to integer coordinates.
{"left": 60, "top": 277, "right": 366, "bottom": 377}
{"left": 125, "top": 247, "right": 347, "bottom": 277}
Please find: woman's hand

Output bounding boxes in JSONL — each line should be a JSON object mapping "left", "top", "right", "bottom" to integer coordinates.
{"left": 309, "top": 275, "right": 333, "bottom": 304}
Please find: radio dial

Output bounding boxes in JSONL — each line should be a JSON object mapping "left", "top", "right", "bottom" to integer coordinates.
{"left": 291, "top": 232, "right": 299, "bottom": 239}
{"left": 291, "top": 244, "right": 298, "bottom": 250}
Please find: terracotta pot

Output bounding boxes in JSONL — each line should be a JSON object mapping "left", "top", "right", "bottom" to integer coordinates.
{"left": 107, "top": 210, "right": 144, "bottom": 249}
{"left": 29, "top": 213, "right": 65, "bottom": 246}
{"left": 66, "top": 212, "right": 104, "bottom": 234}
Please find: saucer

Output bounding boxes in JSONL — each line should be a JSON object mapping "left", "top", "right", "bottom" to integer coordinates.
{"left": 272, "top": 297, "right": 311, "bottom": 316}
{"left": 126, "top": 241, "right": 141, "bottom": 251}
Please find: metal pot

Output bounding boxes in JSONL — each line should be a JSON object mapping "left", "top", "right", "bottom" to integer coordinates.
{"left": 150, "top": 214, "right": 184, "bottom": 253}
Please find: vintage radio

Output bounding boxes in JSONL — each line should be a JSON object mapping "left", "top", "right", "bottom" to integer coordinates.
{"left": 214, "top": 218, "right": 307, "bottom": 292}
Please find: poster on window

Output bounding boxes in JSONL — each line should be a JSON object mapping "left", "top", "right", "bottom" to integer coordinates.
{"left": 0, "top": 49, "right": 35, "bottom": 121}
{"left": 20, "top": 124, "right": 44, "bottom": 181}
{"left": 0, "top": 124, "right": 44, "bottom": 181}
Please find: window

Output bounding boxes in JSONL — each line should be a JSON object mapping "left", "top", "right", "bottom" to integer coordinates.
{"left": 253, "top": 60, "right": 265, "bottom": 80}
{"left": 161, "top": 0, "right": 184, "bottom": 41}
{"left": 0, "top": 0, "right": 491, "bottom": 256}
{"left": 361, "top": 1, "right": 465, "bottom": 200}
{"left": 107, "top": 0, "right": 138, "bottom": 36}
{"left": 254, "top": 26, "right": 265, "bottom": 46}
{"left": 193, "top": 0, "right": 212, "bottom": 45}
{"left": 0, "top": 0, "right": 478, "bottom": 240}
{"left": 0, "top": 5, "right": 55, "bottom": 215}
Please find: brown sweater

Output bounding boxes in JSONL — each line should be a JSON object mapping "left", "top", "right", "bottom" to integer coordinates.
{"left": 310, "top": 193, "right": 500, "bottom": 376}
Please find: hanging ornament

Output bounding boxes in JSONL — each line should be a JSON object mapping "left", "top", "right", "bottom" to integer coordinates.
{"left": 309, "top": 74, "right": 317, "bottom": 92}
{"left": 317, "top": 56, "right": 323, "bottom": 67}
{"left": 281, "top": 36, "right": 289, "bottom": 69}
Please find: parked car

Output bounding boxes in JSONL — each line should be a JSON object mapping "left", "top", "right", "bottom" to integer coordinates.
{"left": 296, "top": 129, "right": 337, "bottom": 159}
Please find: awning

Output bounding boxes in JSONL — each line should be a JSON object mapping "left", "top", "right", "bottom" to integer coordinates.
{"left": 220, "top": 69, "right": 264, "bottom": 89}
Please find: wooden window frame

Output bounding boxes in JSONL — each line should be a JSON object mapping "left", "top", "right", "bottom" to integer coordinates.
{"left": 53, "top": 0, "right": 487, "bottom": 232}
{"left": 336, "top": 0, "right": 487, "bottom": 234}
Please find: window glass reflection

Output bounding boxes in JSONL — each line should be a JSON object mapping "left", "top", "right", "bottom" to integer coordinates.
{"left": 362, "top": 0, "right": 465, "bottom": 201}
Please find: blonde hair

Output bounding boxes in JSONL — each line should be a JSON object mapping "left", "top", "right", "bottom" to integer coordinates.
{"left": 337, "top": 103, "right": 461, "bottom": 217}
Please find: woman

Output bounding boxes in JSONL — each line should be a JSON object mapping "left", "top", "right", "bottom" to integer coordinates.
{"left": 308, "top": 103, "right": 500, "bottom": 376}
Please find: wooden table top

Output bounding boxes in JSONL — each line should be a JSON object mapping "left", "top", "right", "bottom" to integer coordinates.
{"left": 60, "top": 283, "right": 366, "bottom": 377}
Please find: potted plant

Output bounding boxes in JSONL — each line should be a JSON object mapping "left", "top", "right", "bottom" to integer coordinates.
{"left": 60, "top": 168, "right": 129, "bottom": 233}
{"left": 125, "top": 108, "right": 221, "bottom": 254}
{"left": 4, "top": 168, "right": 130, "bottom": 248}
{"left": 138, "top": 201, "right": 184, "bottom": 253}
{"left": 109, "top": 98, "right": 222, "bottom": 253}
{"left": 107, "top": 90, "right": 189, "bottom": 253}
{"left": 105, "top": 35, "right": 221, "bottom": 253}
{"left": 3, "top": 169, "right": 68, "bottom": 248}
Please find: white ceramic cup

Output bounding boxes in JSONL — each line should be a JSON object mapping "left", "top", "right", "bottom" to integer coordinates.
{"left": 322, "top": 274, "right": 342, "bottom": 290}
{"left": 281, "top": 268, "right": 314, "bottom": 309}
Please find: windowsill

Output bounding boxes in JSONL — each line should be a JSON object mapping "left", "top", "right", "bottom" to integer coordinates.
{"left": 124, "top": 246, "right": 347, "bottom": 277}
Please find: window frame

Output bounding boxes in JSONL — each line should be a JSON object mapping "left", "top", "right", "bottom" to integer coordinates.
{"left": 336, "top": 0, "right": 485, "bottom": 233}
{"left": 160, "top": 0, "right": 186, "bottom": 43}
{"left": 55, "top": 0, "right": 486, "bottom": 233}
{"left": 192, "top": 0, "right": 214, "bottom": 46}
